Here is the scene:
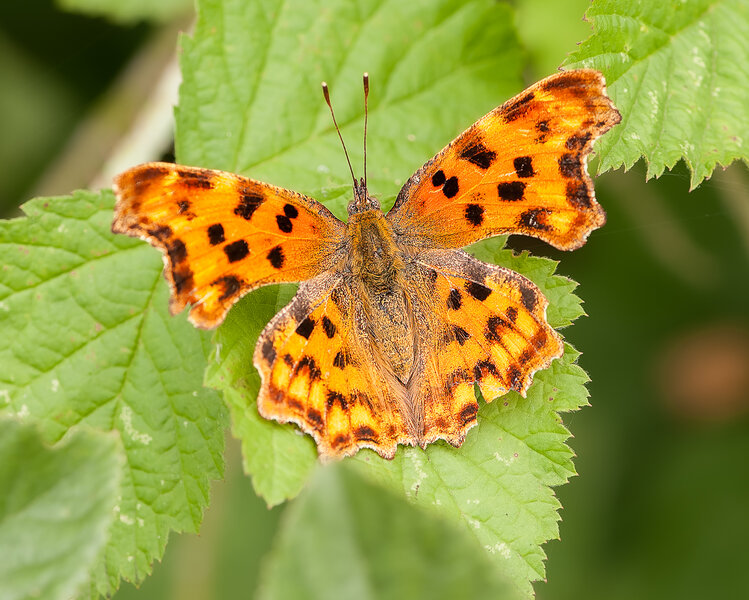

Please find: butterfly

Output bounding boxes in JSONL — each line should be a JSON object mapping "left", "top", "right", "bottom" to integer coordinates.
{"left": 112, "top": 69, "right": 620, "bottom": 460}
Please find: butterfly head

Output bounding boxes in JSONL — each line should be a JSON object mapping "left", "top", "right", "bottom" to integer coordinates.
{"left": 348, "top": 177, "right": 381, "bottom": 215}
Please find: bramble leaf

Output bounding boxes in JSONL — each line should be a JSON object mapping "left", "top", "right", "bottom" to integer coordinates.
{"left": 0, "top": 419, "right": 121, "bottom": 600}
{"left": 566, "top": 0, "right": 749, "bottom": 188}
{"left": 258, "top": 465, "right": 523, "bottom": 600}
{"left": 0, "top": 190, "right": 227, "bottom": 597}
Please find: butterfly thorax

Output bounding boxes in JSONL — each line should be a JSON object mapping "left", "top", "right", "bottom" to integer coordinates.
{"left": 347, "top": 207, "right": 415, "bottom": 383}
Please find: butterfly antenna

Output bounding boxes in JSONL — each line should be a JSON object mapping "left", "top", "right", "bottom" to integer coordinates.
{"left": 363, "top": 72, "right": 369, "bottom": 189}
{"left": 322, "top": 81, "right": 357, "bottom": 186}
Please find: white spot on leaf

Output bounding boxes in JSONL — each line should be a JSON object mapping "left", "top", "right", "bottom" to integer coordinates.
{"left": 120, "top": 406, "right": 152, "bottom": 445}
{"left": 485, "top": 542, "right": 512, "bottom": 559}
{"left": 493, "top": 452, "right": 516, "bottom": 466}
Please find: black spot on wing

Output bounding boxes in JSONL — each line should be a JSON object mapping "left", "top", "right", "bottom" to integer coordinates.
{"left": 295, "top": 317, "right": 315, "bottom": 339}
{"left": 565, "top": 181, "right": 592, "bottom": 209}
{"left": 559, "top": 153, "right": 583, "bottom": 178}
{"left": 306, "top": 408, "right": 324, "bottom": 430}
{"left": 260, "top": 337, "right": 276, "bottom": 364}
{"left": 566, "top": 132, "right": 592, "bottom": 150}
{"left": 167, "top": 239, "right": 187, "bottom": 264}
{"left": 333, "top": 350, "right": 350, "bottom": 368}
{"left": 532, "top": 329, "right": 548, "bottom": 350}
{"left": 149, "top": 225, "right": 173, "bottom": 241}
{"left": 473, "top": 359, "right": 499, "bottom": 380}
{"left": 458, "top": 402, "right": 478, "bottom": 425}
{"left": 497, "top": 181, "right": 526, "bottom": 202}
{"left": 508, "top": 366, "right": 523, "bottom": 391}
{"left": 505, "top": 306, "right": 518, "bottom": 323}
{"left": 465, "top": 281, "right": 491, "bottom": 301}
{"left": 503, "top": 92, "right": 534, "bottom": 122}
{"left": 321, "top": 316, "right": 337, "bottom": 339}
{"left": 297, "top": 355, "right": 321, "bottom": 381}
{"left": 283, "top": 204, "right": 299, "bottom": 219}
{"left": 513, "top": 156, "right": 535, "bottom": 178}
{"left": 460, "top": 142, "right": 496, "bottom": 170}
{"left": 431, "top": 170, "right": 446, "bottom": 186}
{"left": 178, "top": 168, "right": 214, "bottom": 189}
{"left": 267, "top": 245, "right": 285, "bottom": 269}
{"left": 535, "top": 120, "right": 550, "bottom": 143}
{"left": 235, "top": 193, "right": 263, "bottom": 220}
{"left": 452, "top": 326, "right": 470, "bottom": 345}
{"left": 442, "top": 176, "right": 459, "bottom": 198}
{"left": 447, "top": 288, "right": 462, "bottom": 310}
{"left": 464, "top": 204, "right": 484, "bottom": 226}
{"left": 331, "top": 434, "right": 351, "bottom": 449}
{"left": 519, "top": 283, "right": 538, "bottom": 312}
{"left": 519, "top": 208, "right": 553, "bottom": 232}
{"left": 224, "top": 239, "right": 249, "bottom": 263}
{"left": 354, "top": 426, "right": 378, "bottom": 442}
{"left": 207, "top": 223, "right": 225, "bottom": 245}
{"left": 486, "top": 315, "right": 509, "bottom": 342}
{"left": 172, "top": 263, "right": 195, "bottom": 294}
{"left": 276, "top": 214, "right": 293, "bottom": 233}
{"left": 326, "top": 390, "right": 348, "bottom": 410}
{"left": 177, "top": 200, "right": 190, "bottom": 213}
{"left": 215, "top": 275, "right": 241, "bottom": 301}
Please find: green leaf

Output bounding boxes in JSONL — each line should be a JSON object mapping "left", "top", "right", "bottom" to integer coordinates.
{"left": 56, "top": 0, "right": 192, "bottom": 23}
{"left": 184, "top": 0, "right": 525, "bottom": 506}
{"left": 258, "top": 465, "right": 524, "bottom": 600}
{"left": 0, "top": 419, "right": 121, "bottom": 600}
{"left": 565, "top": 0, "right": 749, "bottom": 189}
{"left": 0, "top": 190, "right": 228, "bottom": 597}
{"left": 205, "top": 285, "right": 318, "bottom": 508}
{"left": 177, "top": 0, "right": 524, "bottom": 205}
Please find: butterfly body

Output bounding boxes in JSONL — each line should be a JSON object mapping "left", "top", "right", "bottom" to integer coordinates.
{"left": 112, "top": 69, "right": 621, "bottom": 460}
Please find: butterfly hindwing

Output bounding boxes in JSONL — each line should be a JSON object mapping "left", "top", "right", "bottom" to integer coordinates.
{"left": 387, "top": 70, "right": 621, "bottom": 251}
{"left": 408, "top": 249, "right": 564, "bottom": 446}
{"left": 254, "top": 274, "right": 411, "bottom": 459}
{"left": 113, "top": 162, "right": 346, "bottom": 328}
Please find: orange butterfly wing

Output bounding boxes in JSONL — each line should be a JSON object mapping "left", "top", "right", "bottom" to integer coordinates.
{"left": 112, "top": 162, "right": 346, "bottom": 328}
{"left": 407, "top": 250, "right": 564, "bottom": 447}
{"left": 387, "top": 69, "right": 621, "bottom": 251}
{"left": 254, "top": 274, "right": 412, "bottom": 460}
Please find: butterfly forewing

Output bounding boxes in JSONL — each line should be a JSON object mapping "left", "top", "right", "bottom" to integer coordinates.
{"left": 387, "top": 70, "right": 621, "bottom": 251}
{"left": 113, "top": 162, "right": 346, "bottom": 328}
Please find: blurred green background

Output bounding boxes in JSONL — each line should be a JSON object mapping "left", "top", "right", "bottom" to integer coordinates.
{"left": 2, "top": 0, "right": 747, "bottom": 598}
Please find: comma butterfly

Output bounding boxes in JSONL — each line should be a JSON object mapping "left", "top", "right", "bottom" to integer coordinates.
{"left": 112, "top": 69, "right": 620, "bottom": 460}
